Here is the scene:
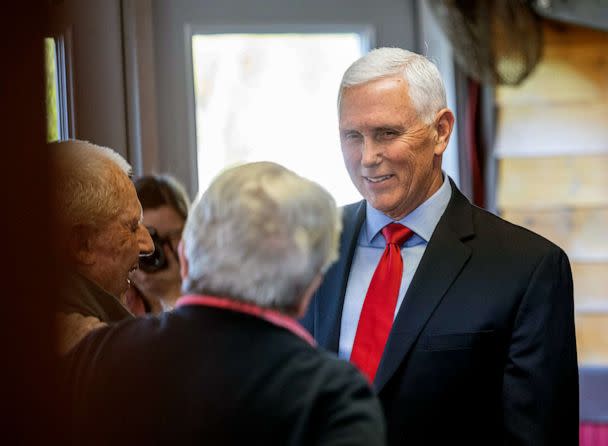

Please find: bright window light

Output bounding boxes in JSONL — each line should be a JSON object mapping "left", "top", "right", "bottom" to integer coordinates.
{"left": 192, "top": 33, "right": 363, "bottom": 205}
{"left": 44, "top": 37, "right": 60, "bottom": 142}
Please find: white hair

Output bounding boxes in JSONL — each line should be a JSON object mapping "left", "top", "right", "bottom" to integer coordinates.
{"left": 338, "top": 47, "right": 447, "bottom": 124}
{"left": 182, "top": 162, "right": 342, "bottom": 313}
{"left": 50, "top": 139, "right": 133, "bottom": 229}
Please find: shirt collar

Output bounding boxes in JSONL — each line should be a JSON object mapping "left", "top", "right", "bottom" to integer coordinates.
{"left": 364, "top": 173, "right": 452, "bottom": 244}
{"left": 57, "top": 271, "right": 134, "bottom": 322}
{"left": 176, "top": 294, "right": 316, "bottom": 346}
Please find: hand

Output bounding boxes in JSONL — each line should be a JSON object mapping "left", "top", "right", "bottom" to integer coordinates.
{"left": 129, "top": 243, "right": 182, "bottom": 313}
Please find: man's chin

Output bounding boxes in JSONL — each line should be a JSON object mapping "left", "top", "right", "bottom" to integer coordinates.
{"left": 368, "top": 199, "right": 411, "bottom": 221}
{"left": 365, "top": 195, "right": 396, "bottom": 213}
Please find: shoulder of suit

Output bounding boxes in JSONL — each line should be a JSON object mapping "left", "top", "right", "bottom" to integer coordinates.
{"left": 73, "top": 312, "right": 165, "bottom": 355}
{"left": 468, "top": 203, "right": 566, "bottom": 256}
{"left": 315, "top": 348, "right": 370, "bottom": 380}
{"left": 341, "top": 200, "right": 365, "bottom": 220}
{"left": 56, "top": 312, "right": 107, "bottom": 356}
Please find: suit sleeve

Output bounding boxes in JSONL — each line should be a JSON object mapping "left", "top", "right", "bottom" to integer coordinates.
{"left": 503, "top": 247, "right": 579, "bottom": 445}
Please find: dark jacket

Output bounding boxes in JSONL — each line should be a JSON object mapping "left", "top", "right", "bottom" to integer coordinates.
{"left": 58, "top": 271, "right": 132, "bottom": 322}
{"left": 56, "top": 272, "right": 133, "bottom": 354}
{"left": 65, "top": 303, "right": 386, "bottom": 445}
{"left": 301, "top": 181, "right": 579, "bottom": 445}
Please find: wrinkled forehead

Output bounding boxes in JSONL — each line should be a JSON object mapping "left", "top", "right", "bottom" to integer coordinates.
{"left": 100, "top": 164, "right": 141, "bottom": 221}
{"left": 119, "top": 181, "right": 142, "bottom": 217}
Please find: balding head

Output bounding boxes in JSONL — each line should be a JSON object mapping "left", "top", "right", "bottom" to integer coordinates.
{"left": 50, "top": 140, "right": 133, "bottom": 230}
{"left": 50, "top": 140, "right": 154, "bottom": 298}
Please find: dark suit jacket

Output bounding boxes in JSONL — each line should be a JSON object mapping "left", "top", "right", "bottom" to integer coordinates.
{"left": 301, "top": 181, "right": 579, "bottom": 445}
{"left": 64, "top": 303, "right": 386, "bottom": 445}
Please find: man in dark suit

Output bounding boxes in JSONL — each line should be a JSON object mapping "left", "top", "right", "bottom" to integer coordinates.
{"left": 301, "top": 47, "right": 578, "bottom": 445}
{"left": 65, "top": 162, "right": 386, "bottom": 445}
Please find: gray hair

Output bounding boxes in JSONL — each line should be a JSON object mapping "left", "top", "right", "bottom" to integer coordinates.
{"left": 338, "top": 47, "right": 447, "bottom": 124}
{"left": 182, "top": 162, "right": 342, "bottom": 313}
{"left": 50, "top": 139, "right": 133, "bottom": 229}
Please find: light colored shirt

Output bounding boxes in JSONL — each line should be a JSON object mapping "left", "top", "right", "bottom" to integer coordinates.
{"left": 338, "top": 174, "right": 452, "bottom": 360}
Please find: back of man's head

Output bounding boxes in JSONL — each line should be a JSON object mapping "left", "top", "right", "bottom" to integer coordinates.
{"left": 181, "top": 161, "right": 342, "bottom": 315}
{"left": 338, "top": 47, "right": 447, "bottom": 124}
{"left": 50, "top": 139, "right": 132, "bottom": 231}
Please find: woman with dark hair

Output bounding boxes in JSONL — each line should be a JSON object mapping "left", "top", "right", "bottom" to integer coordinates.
{"left": 124, "top": 174, "right": 191, "bottom": 315}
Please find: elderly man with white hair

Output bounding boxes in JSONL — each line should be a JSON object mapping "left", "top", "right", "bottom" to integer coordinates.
{"left": 301, "top": 47, "right": 578, "bottom": 445}
{"left": 52, "top": 139, "right": 154, "bottom": 354}
{"left": 64, "top": 161, "right": 386, "bottom": 445}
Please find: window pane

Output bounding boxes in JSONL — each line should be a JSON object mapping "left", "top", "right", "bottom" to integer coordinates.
{"left": 192, "top": 33, "right": 363, "bottom": 205}
{"left": 44, "top": 37, "right": 60, "bottom": 143}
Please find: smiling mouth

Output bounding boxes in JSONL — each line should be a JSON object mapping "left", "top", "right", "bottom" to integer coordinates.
{"left": 364, "top": 175, "right": 393, "bottom": 183}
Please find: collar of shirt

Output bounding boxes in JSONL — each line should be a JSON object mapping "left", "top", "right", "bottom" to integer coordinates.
{"left": 362, "top": 173, "right": 452, "bottom": 248}
{"left": 176, "top": 294, "right": 316, "bottom": 346}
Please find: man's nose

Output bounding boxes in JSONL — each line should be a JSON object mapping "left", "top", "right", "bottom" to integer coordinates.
{"left": 139, "top": 225, "right": 155, "bottom": 255}
{"left": 361, "top": 139, "right": 382, "bottom": 167}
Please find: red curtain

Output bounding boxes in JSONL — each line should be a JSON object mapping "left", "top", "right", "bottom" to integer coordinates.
{"left": 580, "top": 423, "right": 608, "bottom": 446}
{"left": 465, "top": 78, "right": 485, "bottom": 207}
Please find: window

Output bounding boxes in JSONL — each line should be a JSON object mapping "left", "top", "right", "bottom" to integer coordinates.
{"left": 191, "top": 32, "right": 366, "bottom": 204}
{"left": 44, "top": 34, "right": 73, "bottom": 142}
{"left": 44, "top": 38, "right": 60, "bottom": 142}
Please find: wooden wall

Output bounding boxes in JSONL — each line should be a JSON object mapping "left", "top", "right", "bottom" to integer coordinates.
{"left": 495, "top": 20, "right": 608, "bottom": 365}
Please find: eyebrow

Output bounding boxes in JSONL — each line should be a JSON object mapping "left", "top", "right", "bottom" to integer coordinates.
{"left": 375, "top": 125, "right": 405, "bottom": 132}
{"left": 340, "top": 124, "right": 407, "bottom": 135}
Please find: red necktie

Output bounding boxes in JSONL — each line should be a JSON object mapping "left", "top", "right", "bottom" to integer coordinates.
{"left": 350, "top": 223, "right": 414, "bottom": 382}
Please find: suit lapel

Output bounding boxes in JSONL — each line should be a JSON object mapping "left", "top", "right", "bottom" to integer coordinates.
{"left": 314, "top": 201, "right": 365, "bottom": 352}
{"left": 374, "top": 183, "right": 475, "bottom": 391}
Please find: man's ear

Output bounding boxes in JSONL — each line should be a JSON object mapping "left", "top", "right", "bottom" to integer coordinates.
{"left": 69, "top": 224, "right": 96, "bottom": 266}
{"left": 178, "top": 240, "right": 189, "bottom": 280}
{"left": 294, "top": 273, "right": 324, "bottom": 318}
{"left": 433, "top": 108, "right": 455, "bottom": 156}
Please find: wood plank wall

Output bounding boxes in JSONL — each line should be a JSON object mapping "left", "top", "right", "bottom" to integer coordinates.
{"left": 495, "top": 20, "right": 608, "bottom": 365}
